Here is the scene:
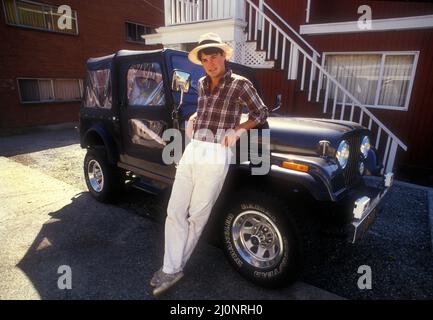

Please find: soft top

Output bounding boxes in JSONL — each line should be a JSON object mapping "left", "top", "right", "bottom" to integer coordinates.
{"left": 84, "top": 48, "right": 260, "bottom": 94}
{"left": 86, "top": 53, "right": 115, "bottom": 70}
{"left": 86, "top": 49, "right": 166, "bottom": 70}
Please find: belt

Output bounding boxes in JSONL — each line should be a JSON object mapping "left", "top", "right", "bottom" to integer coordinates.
{"left": 193, "top": 135, "right": 219, "bottom": 143}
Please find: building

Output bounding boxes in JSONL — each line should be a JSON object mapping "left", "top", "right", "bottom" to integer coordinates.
{"left": 0, "top": 0, "right": 164, "bottom": 129}
{"left": 143, "top": 0, "right": 433, "bottom": 186}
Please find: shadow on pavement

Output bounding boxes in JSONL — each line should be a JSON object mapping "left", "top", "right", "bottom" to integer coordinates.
{"left": 0, "top": 128, "right": 80, "bottom": 157}
{"left": 16, "top": 192, "right": 166, "bottom": 299}
{"left": 14, "top": 188, "right": 345, "bottom": 300}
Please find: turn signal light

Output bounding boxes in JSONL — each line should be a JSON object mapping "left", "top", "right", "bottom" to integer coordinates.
{"left": 281, "top": 161, "right": 309, "bottom": 172}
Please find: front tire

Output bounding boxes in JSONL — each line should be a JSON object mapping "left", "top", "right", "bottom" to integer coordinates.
{"left": 221, "top": 189, "right": 305, "bottom": 288}
{"left": 84, "top": 147, "right": 122, "bottom": 203}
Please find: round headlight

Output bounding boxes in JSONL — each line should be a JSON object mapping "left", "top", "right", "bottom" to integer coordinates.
{"left": 360, "top": 136, "right": 371, "bottom": 158}
{"left": 336, "top": 140, "right": 350, "bottom": 169}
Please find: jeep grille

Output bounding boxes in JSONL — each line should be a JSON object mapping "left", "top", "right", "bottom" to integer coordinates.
{"left": 344, "top": 136, "right": 362, "bottom": 187}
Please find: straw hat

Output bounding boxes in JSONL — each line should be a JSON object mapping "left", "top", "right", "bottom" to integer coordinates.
{"left": 188, "top": 32, "right": 233, "bottom": 65}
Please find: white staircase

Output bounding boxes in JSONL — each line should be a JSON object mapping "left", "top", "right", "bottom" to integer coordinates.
{"left": 155, "top": 0, "right": 407, "bottom": 174}
{"left": 242, "top": 0, "right": 407, "bottom": 174}
{"left": 236, "top": 34, "right": 274, "bottom": 68}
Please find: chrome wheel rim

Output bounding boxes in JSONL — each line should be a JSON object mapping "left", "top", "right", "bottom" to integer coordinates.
{"left": 232, "top": 210, "right": 284, "bottom": 269}
{"left": 87, "top": 159, "right": 104, "bottom": 192}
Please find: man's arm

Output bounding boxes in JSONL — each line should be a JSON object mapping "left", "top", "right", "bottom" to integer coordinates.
{"left": 186, "top": 112, "right": 197, "bottom": 139}
{"left": 222, "top": 80, "right": 269, "bottom": 147}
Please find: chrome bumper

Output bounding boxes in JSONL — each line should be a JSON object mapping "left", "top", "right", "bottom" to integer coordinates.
{"left": 350, "top": 173, "right": 393, "bottom": 243}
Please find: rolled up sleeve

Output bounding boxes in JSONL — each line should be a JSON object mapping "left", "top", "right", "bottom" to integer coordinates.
{"left": 239, "top": 80, "right": 269, "bottom": 125}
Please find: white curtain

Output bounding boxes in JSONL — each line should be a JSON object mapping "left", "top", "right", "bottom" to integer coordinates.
{"left": 325, "top": 54, "right": 381, "bottom": 105}
{"left": 19, "top": 78, "right": 81, "bottom": 102}
{"left": 38, "top": 80, "right": 53, "bottom": 101}
{"left": 17, "top": 1, "right": 47, "bottom": 29}
{"left": 3, "top": 0, "right": 18, "bottom": 24}
{"left": 379, "top": 55, "right": 414, "bottom": 107}
{"left": 54, "top": 79, "right": 81, "bottom": 101}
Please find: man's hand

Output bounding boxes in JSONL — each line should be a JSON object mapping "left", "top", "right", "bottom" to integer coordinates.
{"left": 221, "top": 119, "right": 258, "bottom": 147}
{"left": 186, "top": 112, "right": 197, "bottom": 139}
{"left": 221, "top": 128, "right": 247, "bottom": 147}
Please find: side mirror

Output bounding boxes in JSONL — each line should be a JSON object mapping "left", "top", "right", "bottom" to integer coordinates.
{"left": 272, "top": 93, "right": 282, "bottom": 112}
{"left": 172, "top": 70, "right": 191, "bottom": 93}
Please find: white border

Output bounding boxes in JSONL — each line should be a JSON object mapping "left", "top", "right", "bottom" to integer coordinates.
{"left": 300, "top": 15, "right": 433, "bottom": 35}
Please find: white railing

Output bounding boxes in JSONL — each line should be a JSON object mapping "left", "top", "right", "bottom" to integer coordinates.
{"left": 164, "top": 0, "right": 244, "bottom": 25}
{"left": 262, "top": 1, "right": 320, "bottom": 59}
{"left": 244, "top": 0, "right": 407, "bottom": 174}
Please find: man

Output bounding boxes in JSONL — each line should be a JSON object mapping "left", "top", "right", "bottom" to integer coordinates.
{"left": 151, "top": 32, "right": 268, "bottom": 296}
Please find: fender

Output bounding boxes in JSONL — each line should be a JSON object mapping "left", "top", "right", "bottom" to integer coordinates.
{"left": 82, "top": 124, "right": 118, "bottom": 165}
{"left": 233, "top": 163, "right": 334, "bottom": 202}
{"left": 364, "top": 147, "right": 382, "bottom": 176}
{"left": 269, "top": 165, "right": 335, "bottom": 201}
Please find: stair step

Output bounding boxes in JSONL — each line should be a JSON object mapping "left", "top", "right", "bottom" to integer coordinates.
{"left": 240, "top": 39, "right": 276, "bottom": 68}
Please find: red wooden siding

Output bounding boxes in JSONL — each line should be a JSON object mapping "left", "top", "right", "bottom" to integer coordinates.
{"left": 310, "top": 0, "right": 433, "bottom": 24}
{"left": 262, "top": 0, "right": 307, "bottom": 28}
{"left": 255, "top": 69, "right": 298, "bottom": 115}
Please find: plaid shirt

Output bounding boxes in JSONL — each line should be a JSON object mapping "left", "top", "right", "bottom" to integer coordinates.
{"left": 193, "top": 69, "right": 268, "bottom": 142}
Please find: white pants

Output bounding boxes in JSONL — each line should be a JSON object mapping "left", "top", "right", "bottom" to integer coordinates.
{"left": 162, "top": 139, "right": 232, "bottom": 274}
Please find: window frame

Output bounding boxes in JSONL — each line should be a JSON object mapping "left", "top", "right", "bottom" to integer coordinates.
{"left": 2, "top": 0, "right": 79, "bottom": 35}
{"left": 17, "top": 77, "right": 83, "bottom": 104}
{"left": 321, "top": 51, "right": 419, "bottom": 111}
{"left": 125, "top": 20, "right": 156, "bottom": 43}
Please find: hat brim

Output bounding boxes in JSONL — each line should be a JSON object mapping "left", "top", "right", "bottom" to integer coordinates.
{"left": 188, "top": 43, "right": 233, "bottom": 65}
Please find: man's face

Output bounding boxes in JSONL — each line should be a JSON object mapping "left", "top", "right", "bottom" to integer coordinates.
{"left": 200, "top": 51, "right": 226, "bottom": 80}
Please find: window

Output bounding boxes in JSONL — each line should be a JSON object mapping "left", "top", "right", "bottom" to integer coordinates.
{"left": 18, "top": 78, "right": 83, "bottom": 103}
{"left": 323, "top": 52, "right": 418, "bottom": 110}
{"left": 84, "top": 69, "right": 112, "bottom": 109}
{"left": 125, "top": 21, "right": 155, "bottom": 43}
{"left": 2, "top": 0, "right": 78, "bottom": 34}
{"left": 127, "top": 63, "right": 165, "bottom": 106}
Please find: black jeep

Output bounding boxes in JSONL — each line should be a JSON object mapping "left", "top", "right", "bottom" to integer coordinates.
{"left": 79, "top": 49, "right": 393, "bottom": 288}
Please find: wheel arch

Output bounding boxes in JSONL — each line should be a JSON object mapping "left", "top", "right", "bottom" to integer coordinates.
{"left": 218, "top": 165, "right": 332, "bottom": 206}
{"left": 206, "top": 166, "right": 321, "bottom": 246}
{"left": 82, "top": 125, "right": 118, "bottom": 165}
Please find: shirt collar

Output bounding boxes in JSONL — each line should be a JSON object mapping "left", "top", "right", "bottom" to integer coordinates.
{"left": 203, "top": 68, "right": 232, "bottom": 92}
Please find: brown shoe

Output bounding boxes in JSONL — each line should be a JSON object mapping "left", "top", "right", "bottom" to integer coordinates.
{"left": 150, "top": 268, "right": 164, "bottom": 287}
{"left": 152, "top": 271, "right": 184, "bottom": 297}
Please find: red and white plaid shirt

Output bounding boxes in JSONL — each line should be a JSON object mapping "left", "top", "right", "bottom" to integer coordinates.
{"left": 193, "top": 69, "right": 268, "bottom": 142}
